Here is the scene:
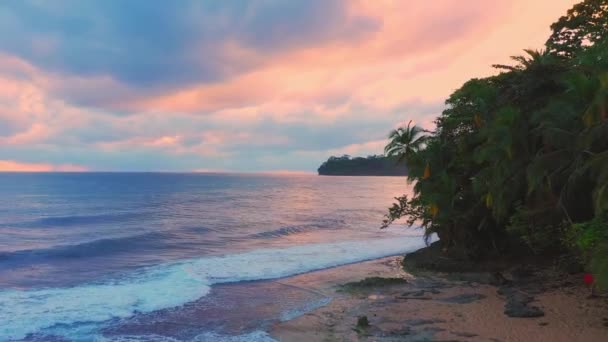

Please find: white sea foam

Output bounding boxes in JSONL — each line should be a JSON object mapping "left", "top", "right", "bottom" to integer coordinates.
{"left": 190, "top": 331, "right": 278, "bottom": 342}
{"left": 0, "top": 235, "right": 428, "bottom": 340}
{"left": 99, "top": 331, "right": 278, "bottom": 342}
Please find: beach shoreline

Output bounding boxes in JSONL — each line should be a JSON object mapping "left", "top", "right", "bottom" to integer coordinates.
{"left": 269, "top": 255, "right": 608, "bottom": 342}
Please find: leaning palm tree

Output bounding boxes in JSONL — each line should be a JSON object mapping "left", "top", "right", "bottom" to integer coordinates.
{"left": 384, "top": 120, "right": 427, "bottom": 163}
{"left": 492, "top": 49, "right": 558, "bottom": 72}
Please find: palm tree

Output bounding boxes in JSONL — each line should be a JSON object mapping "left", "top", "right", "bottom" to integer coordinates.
{"left": 384, "top": 120, "right": 427, "bottom": 163}
{"left": 493, "top": 49, "right": 557, "bottom": 72}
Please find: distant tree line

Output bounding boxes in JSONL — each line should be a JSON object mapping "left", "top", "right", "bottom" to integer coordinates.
{"left": 383, "top": 0, "right": 608, "bottom": 288}
{"left": 318, "top": 155, "right": 408, "bottom": 176}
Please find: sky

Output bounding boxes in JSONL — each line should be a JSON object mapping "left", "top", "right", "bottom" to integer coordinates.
{"left": 0, "top": 0, "right": 579, "bottom": 172}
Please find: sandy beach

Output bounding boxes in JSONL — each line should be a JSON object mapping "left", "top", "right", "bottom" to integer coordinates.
{"left": 270, "top": 257, "right": 608, "bottom": 342}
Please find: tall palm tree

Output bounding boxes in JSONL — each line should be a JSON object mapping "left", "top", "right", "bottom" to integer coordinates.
{"left": 493, "top": 49, "right": 557, "bottom": 72}
{"left": 384, "top": 120, "right": 427, "bottom": 163}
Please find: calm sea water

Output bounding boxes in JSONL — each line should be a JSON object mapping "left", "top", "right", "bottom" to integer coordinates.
{"left": 0, "top": 173, "right": 425, "bottom": 341}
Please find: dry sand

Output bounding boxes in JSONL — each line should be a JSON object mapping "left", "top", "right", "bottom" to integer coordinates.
{"left": 270, "top": 257, "right": 608, "bottom": 342}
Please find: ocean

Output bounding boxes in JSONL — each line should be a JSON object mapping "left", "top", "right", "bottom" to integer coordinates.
{"left": 0, "top": 172, "right": 426, "bottom": 341}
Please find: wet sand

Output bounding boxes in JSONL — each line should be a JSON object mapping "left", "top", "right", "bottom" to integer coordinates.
{"left": 270, "top": 257, "right": 608, "bottom": 341}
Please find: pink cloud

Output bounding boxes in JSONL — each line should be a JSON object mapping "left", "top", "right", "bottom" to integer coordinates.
{"left": 0, "top": 123, "right": 52, "bottom": 145}
{"left": 146, "top": 135, "right": 181, "bottom": 147}
{"left": 294, "top": 139, "right": 389, "bottom": 160}
{"left": 0, "top": 1, "right": 581, "bottom": 172}
{"left": 99, "top": 0, "right": 576, "bottom": 122}
{"left": 0, "top": 1, "right": 578, "bottom": 124}
{"left": 0, "top": 160, "right": 88, "bottom": 172}
{"left": 94, "top": 129, "right": 289, "bottom": 158}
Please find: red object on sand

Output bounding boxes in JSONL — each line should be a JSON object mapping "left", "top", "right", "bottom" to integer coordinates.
{"left": 584, "top": 273, "right": 595, "bottom": 285}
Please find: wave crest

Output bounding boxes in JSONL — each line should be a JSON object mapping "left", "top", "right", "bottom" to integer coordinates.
{"left": 0, "top": 235, "right": 426, "bottom": 340}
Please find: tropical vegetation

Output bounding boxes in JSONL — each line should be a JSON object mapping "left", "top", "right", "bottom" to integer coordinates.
{"left": 383, "top": 0, "right": 608, "bottom": 288}
{"left": 318, "top": 155, "right": 408, "bottom": 176}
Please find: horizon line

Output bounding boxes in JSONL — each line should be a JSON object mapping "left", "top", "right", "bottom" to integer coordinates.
{"left": 0, "top": 170, "right": 317, "bottom": 175}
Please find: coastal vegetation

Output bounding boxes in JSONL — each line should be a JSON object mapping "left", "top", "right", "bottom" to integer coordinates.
{"left": 318, "top": 155, "right": 407, "bottom": 176}
{"left": 383, "top": 0, "right": 608, "bottom": 288}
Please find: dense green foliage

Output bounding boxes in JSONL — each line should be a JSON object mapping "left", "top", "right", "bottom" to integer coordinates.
{"left": 384, "top": 0, "right": 608, "bottom": 287}
{"left": 547, "top": 0, "right": 608, "bottom": 58}
{"left": 318, "top": 155, "right": 407, "bottom": 176}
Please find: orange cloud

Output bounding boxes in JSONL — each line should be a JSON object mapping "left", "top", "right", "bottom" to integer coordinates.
{"left": 0, "top": 160, "right": 88, "bottom": 172}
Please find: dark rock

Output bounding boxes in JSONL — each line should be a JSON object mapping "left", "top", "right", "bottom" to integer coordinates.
{"left": 396, "top": 295, "right": 433, "bottom": 300}
{"left": 511, "top": 266, "right": 535, "bottom": 280}
{"left": 490, "top": 272, "right": 511, "bottom": 286}
{"left": 402, "top": 242, "right": 481, "bottom": 273}
{"left": 498, "top": 286, "right": 531, "bottom": 301}
{"left": 405, "top": 318, "right": 447, "bottom": 326}
{"left": 401, "top": 289, "right": 440, "bottom": 297}
{"left": 401, "top": 290, "right": 426, "bottom": 297}
{"left": 499, "top": 286, "right": 544, "bottom": 318}
{"left": 526, "top": 286, "right": 546, "bottom": 295}
{"left": 447, "top": 272, "right": 499, "bottom": 284}
{"left": 504, "top": 302, "right": 544, "bottom": 318}
{"left": 504, "top": 303, "right": 544, "bottom": 317}
{"left": 381, "top": 327, "right": 411, "bottom": 337}
{"left": 510, "top": 292, "right": 533, "bottom": 305}
{"left": 339, "top": 277, "right": 408, "bottom": 293}
{"left": 497, "top": 287, "right": 509, "bottom": 296}
{"left": 440, "top": 293, "right": 486, "bottom": 304}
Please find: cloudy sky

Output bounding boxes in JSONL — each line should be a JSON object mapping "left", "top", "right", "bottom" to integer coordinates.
{"left": 0, "top": 0, "right": 577, "bottom": 172}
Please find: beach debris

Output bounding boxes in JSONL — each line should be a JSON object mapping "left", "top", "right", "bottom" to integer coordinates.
{"left": 356, "top": 315, "right": 370, "bottom": 328}
{"left": 354, "top": 315, "right": 371, "bottom": 335}
{"left": 584, "top": 273, "right": 600, "bottom": 297}
{"left": 354, "top": 315, "right": 415, "bottom": 338}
